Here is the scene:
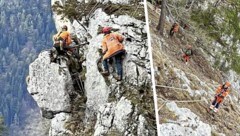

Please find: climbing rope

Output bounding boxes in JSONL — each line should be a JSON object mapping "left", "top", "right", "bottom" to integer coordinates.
{"left": 131, "top": 4, "right": 140, "bottom": 17}
{"left": 167, "top": 99, "right": 204, "bottom": 103}
{"left": 156, "top": 84, "right": 205, "bottom": 112}
{"left": 158, "top": 102, "right": 167, "bottom": 111}
{"left": 75, "top": 77, "right": 84, "bottom": 94}
{"left": 156, "top": 84, "right": 190, "bottom": 91}
{"left": 78, "top": 75, "right": 85, "bottom": 94}
{"left": 158, "top": 97, "right": 204, "bottom": 103}
{"left": 71, "top": 72, "right": 85, "bottom": 95}
{"left": 158, "top": 99, "right": 205, "bottom": 111}
{"left": 88, "top": 2, "right": 100, "bottom": 19}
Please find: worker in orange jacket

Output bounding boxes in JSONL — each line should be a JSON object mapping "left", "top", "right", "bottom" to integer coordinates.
{"left": 182, "top": 45, "right": 193, "bottom": 64}
{"left": 101, "top": 27, "right": 126, "bottom": 81}
{"left": 210, "top": 82, "right": 231, "bottom": 112}
{"left": 170, "top": 22, "right": 179, "bottom": 37}
{"left": 53, "top": 25, "right": 72, "bottom": 54}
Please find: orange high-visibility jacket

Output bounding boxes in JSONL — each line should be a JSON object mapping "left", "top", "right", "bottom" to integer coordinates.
{"left": 215, "top": 85, "right": 230, "bottom": 103}
{"left": 102, "top": 32, "right": 125, "bottom": 60}
{"left": 53, "top": 31, "right": 72, "bottom": 46}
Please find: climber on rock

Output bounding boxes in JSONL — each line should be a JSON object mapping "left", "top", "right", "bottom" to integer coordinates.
{"left": 182, "top": 45, "right": 193, "bottom": 64}
{"left": 52, "top": 25, "right": 72, "bottom": 54}
{"left": 52, "top": 25, "right": 85, "bottom": 63}
{"left": 100, "top": 26, "right": 126, "bottom": 81}
{"left": 210, "top": 81, "right": 231, "bottom": 112}
{"left": 170, "top": 22, "right": 179, "bottom": 37}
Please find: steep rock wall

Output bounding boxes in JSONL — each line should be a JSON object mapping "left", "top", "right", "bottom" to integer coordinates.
{"left": 27, "top": 0, "right": 156, "bottom": 135}
{"left": 27, "top": 52, "right": 73, "bottom": 135}
{"left": 72, "top": 8, "right": 155, "bottom": 135}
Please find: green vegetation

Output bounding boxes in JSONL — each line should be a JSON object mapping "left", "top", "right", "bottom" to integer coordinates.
{"left": 0, "top": 0, "right": 55, "bottom": 132}
{"left": 148, "top": 0, "right": 240, "bottom": 73}
{"left": 147, "top": 0, "right": 161, "bottom": 5}
{"left": 191, "top": 0, "right": 240, "bottom": 73}
{"left": 52, "top": 0, "right": 145, "bottom": 22}
{"left": 0, "top": 116, "right": 7, "bottom": 136}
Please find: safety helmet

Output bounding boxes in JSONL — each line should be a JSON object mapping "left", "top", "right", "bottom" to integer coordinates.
{"left": 62, "top": 25, "right": 68, "bottom": 30}
{"left": 102, "top": 27, "right": 112, "bottom": 34}
{"left": 224, "top": 81, "right": 231, "bottom": 87}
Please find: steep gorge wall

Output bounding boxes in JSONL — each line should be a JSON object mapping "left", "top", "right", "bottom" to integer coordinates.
{"left": 27, "top": 0, "right": 156, "bottom": 135}
{"left": 82, "top": 9, "right": 153, "bottom": 135}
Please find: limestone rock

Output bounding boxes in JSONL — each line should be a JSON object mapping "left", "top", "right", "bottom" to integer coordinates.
{"left": 94, "top": 97, "right": 133, "bottom": 135}
{"left": 27, "top": 51, "right": 73, "bottom": 134}
{"left": 49, "top": 113, "right": 72, "bottom": 136}
{"left": 158, "top": 102, "right": 211, "bottom": 136}
{"left": 28, "top": 51, "right": 73, "bottom": 116}
{"left": 27, "top": 1, "right": 156, "bottom": 135}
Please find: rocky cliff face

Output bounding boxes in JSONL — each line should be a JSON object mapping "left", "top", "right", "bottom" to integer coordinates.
{"left": 148, "top": 1, "right": 240, "bottom": 135}
{"left": 27, "top": 0, "right": 156, "bottom": 135}
{"left": 28, "top": 51, "right": 73, "bottom": 135}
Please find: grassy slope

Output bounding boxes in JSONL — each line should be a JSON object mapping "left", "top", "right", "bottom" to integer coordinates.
{"left": 147, "top": 2, "right": 240, "bottom": 135}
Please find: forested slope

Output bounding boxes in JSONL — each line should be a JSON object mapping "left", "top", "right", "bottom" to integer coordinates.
{"left": 0, "top": 0, "right": 55, "bottom": 134}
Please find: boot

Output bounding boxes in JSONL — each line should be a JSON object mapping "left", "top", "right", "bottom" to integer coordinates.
{"left": 67, "top": 51, "right": 72, "bottom": 56}
{"left": 209, "top": 105, "right": 214, "bottom": 110}
{"left": 101, "top": 71, "right": 109, "bottom": 76}
{"left": 213, "top": 107, "right": 218, "bottom": 113}
{"left": 115, "top": 75, "right": 122, "bottom": 81}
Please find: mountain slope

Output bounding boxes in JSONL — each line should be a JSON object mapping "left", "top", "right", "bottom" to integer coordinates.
{"left": 27, "top": 0, "right": 157, "bottom": 135}
{"left": 148, "top": 0, "right": 240, "bottom": 135}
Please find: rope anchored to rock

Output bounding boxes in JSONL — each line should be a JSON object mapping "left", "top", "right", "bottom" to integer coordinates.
{"left": 156, "top": 84, "right": 205, "bottom": 111}
{"left": 156, "top": 84, "right": 190, "bottom": 91}
{"left": 158, "top": 99, "right": 204, "bottom": 111}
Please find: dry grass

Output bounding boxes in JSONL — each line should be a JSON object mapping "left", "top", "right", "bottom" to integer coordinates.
{"left": 148, "top": 2, "right": 240, "bottom": 135}
{"left": 158, "top": 102, "right": 178, "bottom": 124}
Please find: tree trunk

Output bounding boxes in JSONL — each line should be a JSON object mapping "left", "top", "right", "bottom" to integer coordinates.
{"left": 157, "top": 0, "right": 167, "bottom": 36}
